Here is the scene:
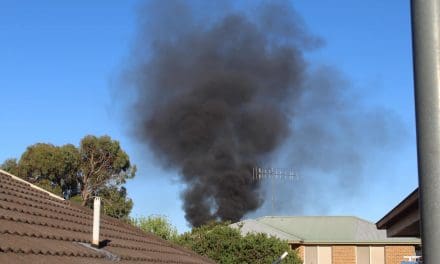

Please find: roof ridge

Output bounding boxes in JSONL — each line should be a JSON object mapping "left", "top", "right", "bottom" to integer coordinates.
{"left": 352, "top": 215, "right": 377, "bottom": 225}
{"left": 251, "top": 218, "right": 304, "bottom": 241}
{"left": 0, "top": 169, "right": 64, "bottom": 201}
{"left": 257, "top": 215, "right": 372, "bottom": 221}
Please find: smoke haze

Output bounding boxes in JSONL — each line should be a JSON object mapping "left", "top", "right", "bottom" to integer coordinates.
{"left": 120, "top": 1, "right": 405, "bottom": 226}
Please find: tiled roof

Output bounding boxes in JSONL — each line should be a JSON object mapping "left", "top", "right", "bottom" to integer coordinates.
{"left": 231, "top": 216, "right": 421, "bottom": 245}
{"left": 0, "top": 170, "right": 214, "bottom": 264}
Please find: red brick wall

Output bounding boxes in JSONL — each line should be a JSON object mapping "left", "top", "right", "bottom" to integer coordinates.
{"left": 385, "top": 245, "right": 416, "bottom": 264}
{"left": 290, "top": 244, "right": 416, "bottom": 264}
{"left": 332, "top": 246, "right": 356, "bottom": 264}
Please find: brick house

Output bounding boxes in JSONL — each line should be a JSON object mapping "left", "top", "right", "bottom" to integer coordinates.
{"left": 231, "top": 216, "right": 420, "bottom": 264}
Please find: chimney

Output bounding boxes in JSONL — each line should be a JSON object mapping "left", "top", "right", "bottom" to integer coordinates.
{"left": 92, "top": 197, "right": 101, "bottom": 247}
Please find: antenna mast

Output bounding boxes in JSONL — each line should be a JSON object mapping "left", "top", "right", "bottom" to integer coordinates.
{"left": 252, "top": 167, "right": 297, "bottom": 214}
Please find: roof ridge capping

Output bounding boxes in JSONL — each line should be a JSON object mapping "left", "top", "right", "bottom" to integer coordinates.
{"left": 232, "top": 218, "right": 304, "bottom": 242}
{"left": 242, "top": 218, "right": 302, "bottom": 237}
{"left": 0, "top": 169, "right": 65, "bottom": 201}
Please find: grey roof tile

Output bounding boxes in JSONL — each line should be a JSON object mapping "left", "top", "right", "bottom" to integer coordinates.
{"left": 232, "top": 216, "right": 421, "bottom": 244}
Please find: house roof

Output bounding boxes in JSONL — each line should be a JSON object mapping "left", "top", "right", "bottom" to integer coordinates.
{"left": 0, "top": 169, "right": 214, "bottom": 264}
{"left": 231, "top": 216, "right": 421, "bottom": 245}
{"left": 376, "top": 188, "right": 420, "bottom": 237}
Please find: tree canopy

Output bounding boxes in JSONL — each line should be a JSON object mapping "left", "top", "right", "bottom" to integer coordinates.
{"left": 131, "top": 215, "right": 179, "bottom": 241}
{"left": 79, "top": 135, "right": 136, "bottom": 206}
{"left": 6, "top": 143, "right": 80, "bottom": 196}
{"left": 98, "top": 186, "right": 133, "bottom": 219}
{"left": 0, "top": 135, "right": 136, "bottom": 219}
{"left": 128, "top": 216, "right": 300, "bottom": 263}
{"left": 0, "top": 158, "right": 19, "bottom": 176}
{"left": 175, "top": 222, "right": 302, "bottom": 264}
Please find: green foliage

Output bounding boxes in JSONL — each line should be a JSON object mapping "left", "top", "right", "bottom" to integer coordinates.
{"left": 98, "top": 186, "right": 133, "bottom": 219}
{"left": 1, "top": 135, "right": 136, "bottom": 219}
{"left": 18, "top": 143, "right": 61, "bottom": 182}
{"left": 69, "top": 195, "right": 83, "bottom": 205}
{"left": 35, "top": 179, "right": 63, "bottom": 196}
{"left": 0, "top": 158, "right": 19, "bottom": 175}
{"left": 79, "top": 135, "right": 136, "bottom": 206}
{"left": 131, "top": 215, "right": 179, "bottom": 241}
{"left": 58, "top": 144, "right": 81, "bottom": 187}
{"left": 16, "top": 143, "right": 80, "bottom": 192}
{"left": 175, "top": 222, "right": 302, "bottom": 264}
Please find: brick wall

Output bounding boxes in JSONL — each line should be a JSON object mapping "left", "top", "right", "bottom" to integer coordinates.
{"left": 290, "top": 244, "right": 416, "bottom": 264}
{"left": 332, "top": 246, "right": 356, "bottom": 264}
{"left": 385, "top": 245, "right": 415, "bottom": 264}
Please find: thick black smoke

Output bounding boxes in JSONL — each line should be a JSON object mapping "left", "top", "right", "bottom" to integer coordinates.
{"left": 121, "top": 1, "right": 405, "bottom": 226}
{"left": 123, "top": 1, "right": 321, "bottom": 226}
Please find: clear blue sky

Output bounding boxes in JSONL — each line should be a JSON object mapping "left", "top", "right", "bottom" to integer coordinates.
{"left": 0, "top": 1, "right": 417, "bottom": 232}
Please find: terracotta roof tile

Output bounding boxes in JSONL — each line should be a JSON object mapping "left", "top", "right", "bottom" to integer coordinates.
{"left": 0, "top": 170, "right": 214, "bottom": 264}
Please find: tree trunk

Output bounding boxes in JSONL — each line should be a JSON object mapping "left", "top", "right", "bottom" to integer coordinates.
{"left": 81, "top": 189, "right": 89, "bottom": 206}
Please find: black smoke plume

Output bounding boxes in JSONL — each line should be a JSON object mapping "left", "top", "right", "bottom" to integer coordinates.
{"left": 120, "top": 1, "right": 404, "bottom": 226}
{"left": 122, "top": 1, "right": 320, "bottom": 226}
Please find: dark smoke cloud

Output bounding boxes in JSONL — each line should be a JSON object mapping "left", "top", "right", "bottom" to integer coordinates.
{"left": 120, "top": 0, "right": 405, "bottom": 226}
{"left": 249, "top": 66, "right": 407, "bottom": 216}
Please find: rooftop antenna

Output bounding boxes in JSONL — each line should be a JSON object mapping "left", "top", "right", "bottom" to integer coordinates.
{"left": 252, "top": 167, "right": 297, "bottom": 215}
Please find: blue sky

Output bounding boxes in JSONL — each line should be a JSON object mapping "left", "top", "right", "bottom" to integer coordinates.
{"left": 0, "top": 1, "right": 417, "bottom": 232}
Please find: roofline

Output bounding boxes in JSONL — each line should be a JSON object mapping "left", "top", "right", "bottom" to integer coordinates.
{"left": 376, "top": 188, "right": 419, "bottom": 228}
{"left": 257, "top": 215, "right": 377, "bottom": 225}
{"left": 251, "top": 219, "right": 304, "bottom": 241}
{"left": 232, "top": 219, "right": 304, "bottom": 241}
{"left": 0, "top": 169, "right": 65, "bottom": 201}
{"left": 288, "top": 240, "right": 421, "bottom": 245}
{"left": 251, "top": 216, "right": 421, "bottom": 245}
